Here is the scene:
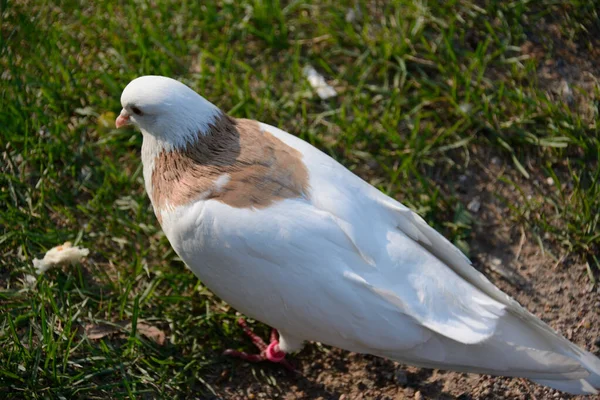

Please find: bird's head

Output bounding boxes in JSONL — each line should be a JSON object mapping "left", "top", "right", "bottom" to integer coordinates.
{"left": 116, "top": 75, "right": 220, "bottom": 148}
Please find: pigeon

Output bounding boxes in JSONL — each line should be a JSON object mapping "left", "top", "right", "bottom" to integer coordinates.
{"left": 116, "top": 75, "right": 600, "bottom": 395}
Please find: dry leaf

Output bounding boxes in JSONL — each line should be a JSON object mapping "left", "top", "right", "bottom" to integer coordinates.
{"left": 135, "top": 322, "right": 166, "bottom": 345}
{"left": 84, "top": 322, "right": 123, "bottom": 340}
{"left": 84, "top": 320, "right": 166, "bottom": 345}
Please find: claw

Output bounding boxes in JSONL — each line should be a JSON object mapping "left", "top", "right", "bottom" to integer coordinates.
{"left": 223, "top": 318, "right": 295, "bottom": 371}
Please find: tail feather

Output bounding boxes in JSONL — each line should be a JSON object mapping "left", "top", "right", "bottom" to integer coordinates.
{"left": 381, "top": 311, "right": 600, "bottom": 395}
{"left": 533, "top": 378, "right": 597, "bottom": 395}
{"left": 579, "top": 352, "right": 600, "bottom": 387}
{"left": 502, "top": 312, "right": 600, "bottom": 394}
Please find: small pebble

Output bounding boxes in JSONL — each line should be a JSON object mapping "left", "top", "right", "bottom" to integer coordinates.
{"left": 467, "top": 197, "right": 481, "bottom": 212}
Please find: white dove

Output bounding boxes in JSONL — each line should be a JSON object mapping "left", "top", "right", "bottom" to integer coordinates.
{"left": 116, "top": 75, "right": 600, "bottom": 395}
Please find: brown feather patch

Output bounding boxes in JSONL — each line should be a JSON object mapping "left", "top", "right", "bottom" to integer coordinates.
{"left": 151, "top": 114, "right": 310, "bottom": 222}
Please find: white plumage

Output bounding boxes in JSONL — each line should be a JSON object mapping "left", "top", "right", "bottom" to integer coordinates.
{"left": 117, "top": 75, "right": 600, "bottom": 395}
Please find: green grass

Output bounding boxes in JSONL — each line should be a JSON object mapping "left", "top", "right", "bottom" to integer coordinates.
{"left": 1, "top": 0, "right": 599, "bottom": 398}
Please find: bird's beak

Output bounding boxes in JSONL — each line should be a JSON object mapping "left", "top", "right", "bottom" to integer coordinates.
{"left": 115, "top": 109, "right": 132, "bottom": 129}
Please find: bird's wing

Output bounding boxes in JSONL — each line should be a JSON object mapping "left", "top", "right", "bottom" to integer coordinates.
{"left": 259, "top": 122, "right": 507, "bottom": 344}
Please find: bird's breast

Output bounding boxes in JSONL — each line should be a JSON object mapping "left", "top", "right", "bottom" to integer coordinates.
{"left": 149, "top": 115, "right": 311, "bottom": 224}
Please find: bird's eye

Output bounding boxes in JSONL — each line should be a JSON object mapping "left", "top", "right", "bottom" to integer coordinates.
{"left": 131, "top": 106, "right": 143, "bottom": 116}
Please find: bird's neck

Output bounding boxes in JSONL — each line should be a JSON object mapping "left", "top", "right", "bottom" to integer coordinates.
{"left": 141, "top": 133, "right": 168, "bottom": 204}
{"left": 140, "top": 100, "right": 223, "bottom": 203}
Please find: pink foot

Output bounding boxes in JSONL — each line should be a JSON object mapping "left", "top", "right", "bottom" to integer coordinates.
{"left": 223, "top": 318, "right": 295, "bottom": 371}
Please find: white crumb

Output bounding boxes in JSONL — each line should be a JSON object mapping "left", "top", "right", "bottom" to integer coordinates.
{"left": 32, "top": 242, "right": 90, "bottom": 274}
{"left": 21, "top": 274, "right": 38, "bottom": 287}
{"left": 303, "top": 66, "right": 337, "bottom": 100}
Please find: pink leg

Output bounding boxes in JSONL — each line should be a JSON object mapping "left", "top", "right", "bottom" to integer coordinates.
{"left": 223, "top": 318, "right": 295, "bottom": 371}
